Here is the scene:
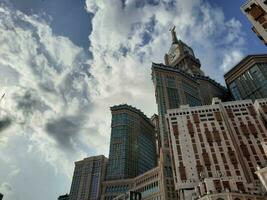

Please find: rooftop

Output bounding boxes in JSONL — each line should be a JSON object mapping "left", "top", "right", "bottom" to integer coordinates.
{"left": 152, "top": 62, "right": 197, "bottom": 83}
{"left": 224, "top": 54, "right": 267, "bottom": 79}
{"left": 152, "top": 62, "right": 227, "bottom": 90}
{"left": 110, "top": 104, "right": 154, "bottom": 127}
{"left": 75, "top": 155, "right": 108, "bottom": 165}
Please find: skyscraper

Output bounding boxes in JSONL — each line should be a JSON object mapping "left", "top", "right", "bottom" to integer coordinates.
{"left": 106, "top": 104, "right": 157, "bottom": 180}
{"left": 69, "top": 155, "right": 108, "bottom": 200}
{"left": 224, "top": 54, "right": 267, "bottom": 101}
{"left": 241, "top": 0, "right": 267, "bottom": 45}
{"left": 152, "top": 27, "right": 228, "bottom": 149}
{"left": 151, "top": 27, "right": 228, "bottom": 199}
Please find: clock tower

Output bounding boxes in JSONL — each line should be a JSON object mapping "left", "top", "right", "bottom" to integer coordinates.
{"left": 164, "top": 26, "right": 204, "bottom": 76}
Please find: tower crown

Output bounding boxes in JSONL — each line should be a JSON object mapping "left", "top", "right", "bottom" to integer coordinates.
{"left": 164, "top": 26, "right": 204, "bottom": 76}
{"left": 170, "top": 26, "right": 179, "bottom": 44}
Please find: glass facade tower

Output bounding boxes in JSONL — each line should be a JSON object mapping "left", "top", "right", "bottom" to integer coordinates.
{"left": 106, "top": 104, "right": 157, "bottom": 180}
{"left": 225, "top": 55, "right": 267, "bottom": 101}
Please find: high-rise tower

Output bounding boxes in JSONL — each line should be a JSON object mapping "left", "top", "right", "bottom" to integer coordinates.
{"left": 152, "top": 26, "right": 229, "bottom": 199}
{"left": 69, "top": 155, "right": 108, "bottom": 200}
{"left": 106, "top": 104, "right": 157, "bottom": 180}
{"left": 164, "top": 26, "right": 204, "bottom": 76}
{"left": 152, "top": 26, "right": 228, "bottom": 149}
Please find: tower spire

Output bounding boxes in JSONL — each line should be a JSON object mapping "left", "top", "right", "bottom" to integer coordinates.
{"left": 169, "top": 26, "right": 178, "bottom": 44}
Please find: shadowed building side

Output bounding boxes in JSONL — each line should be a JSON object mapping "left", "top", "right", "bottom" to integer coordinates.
{"left": 105, "top": 104, "right": 157, "bottom": 181}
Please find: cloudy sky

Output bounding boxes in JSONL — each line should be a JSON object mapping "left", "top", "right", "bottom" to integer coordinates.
{"left": 0, "top": 0, "right": 265, "bottom": 199}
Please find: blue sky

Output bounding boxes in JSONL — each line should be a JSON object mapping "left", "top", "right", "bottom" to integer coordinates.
{"left": 9, "top": 0, "right": 93, "bottom": 50}
{"left": 0, "top": 0, "right": 266, "bottom": 200}
{"left": 9, "top": 0, "right": 266, "bottom": 53}
{"left": 209, "top": 0, "right": 266, "bottom": 53}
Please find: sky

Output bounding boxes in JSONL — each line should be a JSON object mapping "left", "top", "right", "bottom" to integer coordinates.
{"left": 0, "top": 0, "right": 266, "bottom": 200}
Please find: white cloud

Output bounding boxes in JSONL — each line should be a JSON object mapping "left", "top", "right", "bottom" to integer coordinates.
{"left": 0, "top": 2, "right": 92, "bottom": 200}
{"left": 220, "top": 50, "right": 244, "bottom": 72}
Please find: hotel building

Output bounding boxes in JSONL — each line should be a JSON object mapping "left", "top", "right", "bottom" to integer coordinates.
{"left": 241, "top": 0, "right": 267, "bottom": 45}
{"left": 106, "top": 104, "right": 157, "bottom": 181}
{"left": 69, "top": 155, "right": 108, "bottom": 200}
{"left": 101, "top": 104, "right": 158, "bottom": 199}
{"left": 166, "top": 98, "right": 267, "bottom": 197}
{"left": 152, "top": 26, "right": 228, "bottom": 199}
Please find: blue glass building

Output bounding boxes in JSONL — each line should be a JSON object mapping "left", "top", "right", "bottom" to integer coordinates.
{"left": 106, "top": 104, "right": 157, "bottom": 180}
{"left": 225, "top": 54, "right": 267, "bottom": 101}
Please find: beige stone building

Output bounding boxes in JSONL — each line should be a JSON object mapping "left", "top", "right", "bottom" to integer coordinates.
{"left": 254, "top": 99, "right": 267, "bottom": 193}
{"left": 69, "top": 155, "right": 108, "bottom": 200}
{"left": 166, "top": 98, "right": 267, "bottom": 198}
{"left": 241, "top": 0, "right": 267, "bottom": 45}
{"left": 197, "top": 191, "right": 266, "bottom": 200}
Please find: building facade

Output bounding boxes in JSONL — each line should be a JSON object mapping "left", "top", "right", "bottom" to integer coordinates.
{"left": 224, "top": 55, "right": 267, "bottom": 101}
{"left": 106, "top": 104, "right": 157, "bottom": 181}
{"left": 151, "top": 26, "right": 228, "bottom": 200}
{"left": 152, "top": 27, "right": 228, "bottom": 150}
{"left": 112, "top": 191, "right": 142, "bottom": 200}
{"left": 197, "top": 191, "right": 266, "bottom": 200}
{"left": 69, "top": 155, "right": 108, "bottom": 200}
{"left": 101, "top": 166, "right": 164, "bottom": 200}
{"left": 58, "top": 194, "right": 69, "bottom": 200}
{"left": 100, "top": 178, "right": 135, "bottom": 200}
{"left": 241, "top": 0, "right": 267, "bottom": 45}
{"left": 166, "top": 98, "right": 267, "bottom": 197}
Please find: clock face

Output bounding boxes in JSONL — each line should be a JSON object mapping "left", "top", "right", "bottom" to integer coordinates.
{"left": 168, "top": 44, "right": 180, "bottom": 63}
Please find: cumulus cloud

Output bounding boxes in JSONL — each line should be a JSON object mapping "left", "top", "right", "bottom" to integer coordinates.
{"left": 220, "top": 50, "right": 244, "bottom": 72}
{"left": 0, "top": 182, "right": 12, "bottom": 192}
{"left": 0, "top": 1, "right": 92, "bottom": 200}
{"left": 46, "top": 115, "right": 85, "bottom": 150}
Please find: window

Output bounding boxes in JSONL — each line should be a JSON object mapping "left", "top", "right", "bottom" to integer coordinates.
{"left": 182, "top": 81, "right": 201, "bottom": 106}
